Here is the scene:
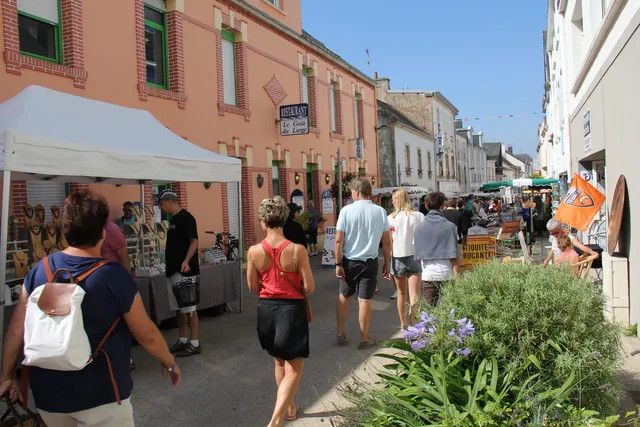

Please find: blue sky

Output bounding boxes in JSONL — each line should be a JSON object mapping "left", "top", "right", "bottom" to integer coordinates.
{"left": 301, "top": 0, "right": 548, "bottom": 158}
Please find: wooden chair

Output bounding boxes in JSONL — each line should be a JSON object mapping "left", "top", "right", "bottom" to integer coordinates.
{"left": 574, "top": 255, "right": 596, "bottom": 280}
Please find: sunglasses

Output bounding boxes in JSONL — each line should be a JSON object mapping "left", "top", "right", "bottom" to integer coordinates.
{"left": 550, "top": 230, "right": 562, "bottom": 236}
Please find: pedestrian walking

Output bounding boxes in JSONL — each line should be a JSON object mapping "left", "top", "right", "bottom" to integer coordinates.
{"left": 387, "top": 189, "right": 424, "bottom": 330}
{"left": 247, "top": 196, "right": 315, "bottom": 426}
{"left": 414, "top": 192, "right": 460, "bottom": 305}
{"left": 457, "top": 199, "right": 472, "bottom": 239}
{"left": 442, "top": 198, "right": 464, "bottom": 268}
{"left": 283, "top": 203, "right": 307, "bottom": 247}
{"left": 306, "top": 200, "right": 319, "bottom": 256}
{"left": 419, "top": 195, "right": 429, "bottom": 216}
{"left": 335, "top": 177, "right": 391, "bottom": 349}
{"left": 158, "top": 190, "right": 201, "bottom": 358}
{"left": 0, "top": 190, "right": 179, "bottom": 427}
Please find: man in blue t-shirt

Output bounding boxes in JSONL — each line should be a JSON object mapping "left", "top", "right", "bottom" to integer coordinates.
{"left": 0, "top": 190, "right": 179, "bottom": 424}
{"left": 334, "top": 177, "right": 391, "bottom": 350}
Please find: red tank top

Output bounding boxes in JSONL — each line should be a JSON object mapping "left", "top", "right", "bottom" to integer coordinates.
{"left": 258, "top": 240, "right": 304, "bottom": 300}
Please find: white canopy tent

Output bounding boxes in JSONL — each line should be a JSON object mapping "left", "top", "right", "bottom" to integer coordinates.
{"left": 372, "top": 186, "right": 455, "bottom": 198}
{"left": 0, "top": 86, "right": 243, "bottom": 308}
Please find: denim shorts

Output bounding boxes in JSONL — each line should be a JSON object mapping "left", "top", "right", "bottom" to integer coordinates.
{"left": 391, "top": 256, "right": 422, "bottom": 277}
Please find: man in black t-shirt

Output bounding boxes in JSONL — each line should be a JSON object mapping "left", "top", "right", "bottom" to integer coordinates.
{"left": 159, "top": 190, "right": 201, "bottom": 357}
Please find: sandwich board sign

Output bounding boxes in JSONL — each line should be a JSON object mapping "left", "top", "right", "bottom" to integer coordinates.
{"left": 280, "top": 103, "right": 309, "bottom": 136}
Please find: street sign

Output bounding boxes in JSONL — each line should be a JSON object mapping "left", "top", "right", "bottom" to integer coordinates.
{"left": 355, "top": 138, "right": 364, "bottom": 159}
{"left": 461, "top": 236, "right": 496, "bottom": 270}
{"left": 280, "top": 103, "right": 309, "bottom": 136}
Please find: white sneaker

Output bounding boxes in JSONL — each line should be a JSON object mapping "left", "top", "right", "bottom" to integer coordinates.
{"left": 390, "top": 291, "right": 398, "bottom": 299}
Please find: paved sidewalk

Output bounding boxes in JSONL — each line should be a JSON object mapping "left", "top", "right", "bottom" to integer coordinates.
{"left": 130, "top": 256, "right": 400, "bottom": 426}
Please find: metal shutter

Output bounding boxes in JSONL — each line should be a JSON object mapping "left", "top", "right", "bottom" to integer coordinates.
{"left": 226, "top": 182, "right": 240, "bottom": 240}
{"left": 27, "top": 181, "right": 66, "bottom": 223}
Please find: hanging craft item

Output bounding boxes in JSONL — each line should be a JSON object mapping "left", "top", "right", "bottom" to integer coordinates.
{"left": 50, "top": 205, "right": 62, "bottom": 228}
{"left": 12, "top": 251, "right": 29, "bottom": 279}
{"left": 45, "top": 222, "right": 58, "bottom": 248}
{"left": 23, "top": 204, "right": 36, "bottom": 229}
{"left": 156, "top": 221, "right": 168, "bottom": 249}
{"left": 132, "top": 206, "right": 143, "bottom": 225}
{"left": 42, "top": 240, "right": 53, "bottom": 256}
{"left": 58, "top": 229, "right": 69, "bottom": 251}
{"left": 34, "top": 204, "right": 46, "bottom": 226}
{"left": 143, "top": 206, "right": 157, "bottom": 238}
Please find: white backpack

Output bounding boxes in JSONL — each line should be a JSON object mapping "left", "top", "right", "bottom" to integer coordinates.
{"left": 23, "top": 257, "right": 113, "bottom": 371}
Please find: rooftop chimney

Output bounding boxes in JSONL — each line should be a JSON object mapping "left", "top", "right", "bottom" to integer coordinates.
{"left": 375, "top": 75, "right": 390, "bottom": 102}
{"left": 507, "top": 146, "right": 513, "bottom": 155}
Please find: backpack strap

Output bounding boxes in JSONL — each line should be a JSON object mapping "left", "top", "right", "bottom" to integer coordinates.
{"left": 90, "top": 316, "right": 122, "bottom": 405}
{"left": 42, "top": 256, "right": 54, "bottom": 282}
{"left": 76, "top": 260, "right": 109, "bottom": 282}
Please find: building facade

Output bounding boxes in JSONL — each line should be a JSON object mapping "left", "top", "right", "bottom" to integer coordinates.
{"left": 375, "top": 76, "right": 460, "bottom": 195}
{"left": 541, "top": 0, "right": 640, "bottom": 326}
{"left": 0, "top": 0, "right": 378, "bottom": 248}
{"left": 377, "top": 101, "right": 436, "bottom": 190}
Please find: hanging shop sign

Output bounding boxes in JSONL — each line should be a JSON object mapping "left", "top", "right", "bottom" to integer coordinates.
{"left": 461, "top": 236, "right": 496, "bottom": 270}
{"left": 280, "top": 103, "right": 309, "bottom": 136}
{"left": 321, "top": 189, "right": 334, "bottom": 214}
{"left": 355, "top": 138, "right": 364, "bottom": 159}
{"left": 584, "top": 109, "right": 592, "bottom": 155}
{"left": 321, "top": 226, "right": 336, "bottom": 266}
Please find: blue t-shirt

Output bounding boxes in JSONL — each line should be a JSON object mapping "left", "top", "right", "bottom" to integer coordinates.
{"left": 336, "top": 200, "right": 389, "bottom": 261}
{"left": 23, "top": 252, "right": 137, "bottom": 413}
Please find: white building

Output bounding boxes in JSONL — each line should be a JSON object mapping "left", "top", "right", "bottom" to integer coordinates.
{"left": 377, "top": 100, "right": 437, "bottom": 191}
{"left": 455, "top": 122, "right": 488, "bottom": 193}
{"left": 541, "top": 0, "right": 640, "bottom": 326}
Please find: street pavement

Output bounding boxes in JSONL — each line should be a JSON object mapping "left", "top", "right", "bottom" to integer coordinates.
{"left": 130, "top": 255, "right": 400, "bottom": 426}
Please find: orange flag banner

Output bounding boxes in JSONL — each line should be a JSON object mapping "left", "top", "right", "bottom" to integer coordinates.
{"left": 555, "top": 174, "right": 605, "bottom": 232}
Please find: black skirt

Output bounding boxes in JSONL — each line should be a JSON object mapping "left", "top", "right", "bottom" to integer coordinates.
{"left": 257, "top": 298, "right": 309, "bottom": 360}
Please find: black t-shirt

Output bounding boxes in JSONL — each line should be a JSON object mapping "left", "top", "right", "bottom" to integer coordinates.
{"left": 283, "top": 219, "right": 307, "bottom": 247}
{"left": 24, "top": 253, "right": 137, "bottom": 413}
{"left": 442, "top": 208, "right": 463, "bottom": 242}
{"left": 166, "top": 209, "right": 199, "bottom": 277}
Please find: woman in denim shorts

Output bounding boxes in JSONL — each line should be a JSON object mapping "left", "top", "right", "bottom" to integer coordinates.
{"left": 387, "top": 190, "right": 424, "bottom": 329}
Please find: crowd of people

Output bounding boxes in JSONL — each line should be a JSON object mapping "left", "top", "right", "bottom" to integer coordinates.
{"left": 0, "top": 178, "right": 601, "bottom": 427}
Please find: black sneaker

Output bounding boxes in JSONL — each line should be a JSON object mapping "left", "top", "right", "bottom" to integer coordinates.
{"left": 176, "top": 343, "right": 202, "bottom": 358}
{"left": 170, "top": 340, "right": 188, "bottom": 353}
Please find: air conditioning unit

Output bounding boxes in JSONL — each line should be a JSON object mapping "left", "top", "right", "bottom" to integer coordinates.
{"left": 601, "top": 252, "right": 629, "bottom": 325}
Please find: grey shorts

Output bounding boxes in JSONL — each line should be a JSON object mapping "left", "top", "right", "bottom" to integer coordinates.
{"left": 391, "top": 256, "right": 422, "bottom": 277}
{"left": 339, "top": 258, "right": 378, "bottom": 300}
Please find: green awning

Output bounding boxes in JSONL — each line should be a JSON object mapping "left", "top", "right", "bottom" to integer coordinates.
{"left": 479, "top": 178, "right": 558, "bottom": 192}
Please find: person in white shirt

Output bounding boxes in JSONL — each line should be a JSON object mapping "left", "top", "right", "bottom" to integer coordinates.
{"left": 387, "top": 190, "right": 424, "bottom": 329}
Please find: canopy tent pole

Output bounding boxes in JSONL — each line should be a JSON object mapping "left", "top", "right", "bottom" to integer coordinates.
{"left": 0, "top": 171, "right": 11, "bottom": 305}
{"left": 139, "top": 183, "right": 145, "bottom": 269}
{"left": 237, "top": 181, "right": 244, "bottom": 313}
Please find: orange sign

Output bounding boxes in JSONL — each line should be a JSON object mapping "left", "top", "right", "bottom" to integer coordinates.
{"left": 462, "top": 236, "right": 496, "bottom": 270}
{"left": 555, "top": 174, "right": 605, "bottom": 232}
{"left": 501, "top": 220, "right": 521, "bottom": 234}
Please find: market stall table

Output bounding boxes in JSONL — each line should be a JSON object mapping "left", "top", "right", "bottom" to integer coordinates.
{"left": 148, "top": 262, "right": 241, "bottom": 324}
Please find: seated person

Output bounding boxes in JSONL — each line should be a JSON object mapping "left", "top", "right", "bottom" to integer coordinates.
{"left": 554, "top": 235, "right": 580, "bottom": 276}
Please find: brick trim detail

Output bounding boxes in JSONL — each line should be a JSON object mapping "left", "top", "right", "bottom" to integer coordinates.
{"left": 171, "top": 182, "right": 188, "bottom": 209}
{"left": 2, "top": 0, "right": 87, "bottom": 87}
{"left": 11, "top": 180, "right": 26, "bottom": 217}
{"left": 241, "top": 167, "right": 255, "bottom": 247}
{"left": 216, "top": 28, "right": 251, "bottom": 121}
{"left": 135, "top": 0, "right": 187, "bottom": 108}
{"left": 221, "top": 183, "right": 230, "bottom": 232}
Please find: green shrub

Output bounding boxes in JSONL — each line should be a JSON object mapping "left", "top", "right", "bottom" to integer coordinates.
{"left": 418, "top": 261, "right": 622, "bottom": 414}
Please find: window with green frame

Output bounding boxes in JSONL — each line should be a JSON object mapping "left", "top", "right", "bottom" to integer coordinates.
{"left": 17, "top": 0, "right": 62, "bottom": 63}
{"left": 145, "top": 5, "right": 168, "bottom": 88}
{"left": 221, "top": 30, "right": 237, "bottom": 106}
{"left": 272, "top": 161, "right": 281, "bottom": 197}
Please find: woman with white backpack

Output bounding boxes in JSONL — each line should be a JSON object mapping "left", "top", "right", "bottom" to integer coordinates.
{"left": 0, "top": 190, "right": 180, "bottom": 426}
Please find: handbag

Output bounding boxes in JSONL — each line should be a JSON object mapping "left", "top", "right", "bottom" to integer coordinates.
{"left": 0, "top": 395, "right": 44, "bottom": 427}
{"left": 276, "top": 268, "right": 313, "bottom": 323}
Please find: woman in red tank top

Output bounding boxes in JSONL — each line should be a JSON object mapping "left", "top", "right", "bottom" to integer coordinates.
{"left": 247, "top": 196, "right": 315, "bottom": 426}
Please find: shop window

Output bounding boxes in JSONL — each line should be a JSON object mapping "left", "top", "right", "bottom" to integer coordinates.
{"left": 144, "top": 5, "right": 168, "bottom": 88}
{"left": 272, "top": 161, "right": 281, "bottom": 197}
{"left": 18, "top": 0, "right": 61, "bottom": 63}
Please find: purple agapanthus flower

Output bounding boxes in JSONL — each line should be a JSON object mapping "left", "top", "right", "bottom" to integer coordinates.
{"left": 447, "top": 329, "right": 456, "bottom": 337}
{"left": 411, "top": 339, "right": 429, "bottom": 350}
{"left": 421, "top": 312, "right": 436, "bottom": 324}
{"left": 455, "top": 348, "right": 471, "bottom": 357}
{"left": 403, "top": 326, "right": 423, "bottom": 341}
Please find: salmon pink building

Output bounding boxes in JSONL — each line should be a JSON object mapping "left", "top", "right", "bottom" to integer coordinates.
{"left": 0, "top": 0, "right": 378, "bottom": 248}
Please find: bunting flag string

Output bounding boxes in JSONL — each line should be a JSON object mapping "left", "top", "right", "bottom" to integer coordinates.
{"left": 432, "top": 111, "right": 545, "bottom": 125}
